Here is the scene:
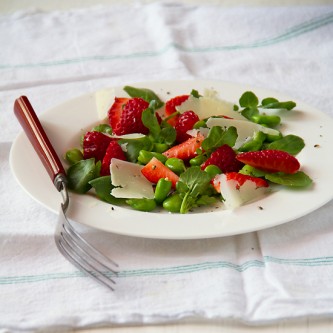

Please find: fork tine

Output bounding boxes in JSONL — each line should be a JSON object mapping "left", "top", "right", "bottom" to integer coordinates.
{"left": 55, "top": 209, "right": 118, "bottom": 290}
{"left": 63, "top": 217, "right": 119, "bottom": 271}
{"left": 56, "top": 235, "right": 116, "bottom": 291}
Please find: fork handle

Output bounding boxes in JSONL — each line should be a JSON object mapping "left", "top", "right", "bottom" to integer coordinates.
{"left": 14, "top": 96, "right": 66, "bottom": 185}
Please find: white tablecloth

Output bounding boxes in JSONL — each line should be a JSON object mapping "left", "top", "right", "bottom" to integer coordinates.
{"left": 1, "top": 3, "right": 333, "bottom": 332}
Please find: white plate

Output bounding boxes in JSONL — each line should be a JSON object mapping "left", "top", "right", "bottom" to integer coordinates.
{"left": 10, "top": 80, "right": 333, "bottom": 239}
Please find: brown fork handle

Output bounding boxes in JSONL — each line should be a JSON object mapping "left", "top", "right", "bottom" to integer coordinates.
{"left": 14, "top": 96, "right": 66, "bottom": 185}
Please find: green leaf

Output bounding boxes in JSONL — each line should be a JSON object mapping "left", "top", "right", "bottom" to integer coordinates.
{"left": 267, "top": 134, "right": 305, "bottom": 155}
{"left": 190, "top": 89, "right": 201, "bottom": 98}
{"left": 123, "top": 86, "right": 164, "bottom": 109}
{"left": 91, "top": 124, "right": 113, "bottom": 135}
{"left": 178, "top": 166, "right": 212, "bottom": 213}
{"left": 202, "top": 126, "right": 238, "bottom": 151}
{"left": 67, "top": 158, "right": 97, "bottom": 193}
{"left": 179, "top": 167, "right": 211, "bottom": 195}
{"left": 265, "top": 171, "right": 312, "bottom": 187}
{"left": 159, "top": 127, "right": 176, "bottom": 145}
{"left": 142, "top": 107, "right": 161, "bottom": 139}
{"left": 89, "top": 176, "right": 125, "bottom": 204}
{"left": 118, "top": 136, "right": 153, "bottom": 163}
{"left": 261, "top": 97, "right": 279, "bottom": 106}
{"left": 239, "top": 91, "right": 259, "bottom": 108}
{"left": 241, "top": 107, "right": 259, "bottom": 121}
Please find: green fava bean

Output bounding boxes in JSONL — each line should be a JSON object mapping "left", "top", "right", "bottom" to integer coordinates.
{"left": 204, "top": 165, "right": 222, "bottom": 178}
{"left": 251, "top": 114, "right": 281, "bottom": 128}
{"left": 238, "top": 131, "right": 266, "bottom": 152}
{"left": 189, "top": 154, "right": 206, "bottom": 166}
{"left": 154, "top": 178, "right": 172, "bottom": 203}
{"left": 153, "top": 143, "right": 169, "bottom": 153}
{"left": 162, "top": 193, "right": 183, "bottom": 213}
{"left": 165, "top": 158, "right": 186, "bottom": 175}
{"left": 137, "top": 150, "right": 167, "bottom": 165}
{"left": 126, "top": 198, "right": 156, "bottom": 212}
{"left": 65, "top": 148, "right": 83, "bottom": 165}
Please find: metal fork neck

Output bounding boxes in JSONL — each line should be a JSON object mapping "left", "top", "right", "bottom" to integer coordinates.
{"left": 54, "top": 174, "right": 69, "bottom": 213}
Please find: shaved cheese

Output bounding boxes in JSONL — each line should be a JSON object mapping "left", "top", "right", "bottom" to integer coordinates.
{"left": 95, "top": 88, "right": 116, "bottom": 121}
{"left": 109, "top": 133, "right": 145, "bottom": 139}
{"left": 216, "top": 174, "right": 268, "bottom": 209}
{"left": 206, "top": 117, "right": 280, "bottom": 148}
{"left": 176, "top": 92, "right": 245, "bottom": 120}
{"left": 110, "top": 158, "right": 154, "bottom": 199}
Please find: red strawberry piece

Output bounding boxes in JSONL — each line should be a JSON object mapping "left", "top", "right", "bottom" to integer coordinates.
{"left": 236, "top": 149, "right": 300, "bottom": 174}
{"left": 141, "top": 157, "right": 179, "bottom": 188}
{"left": 100, "top": 141, "right": 126, "bottom": 176}
{"left": 201, "top": 144, "right": 243, "bottom": 173}
{"left": 163, "top": 133, "right": 205, "bottom": 161}
{"left": 108, "top": 97, "right": 130, "bottom": 133}
{"left": 83, "top": 131, "right": 112, "bottom": 161}
{"left": 175, "top": 110, "right": 200, "bottom": 143}
{"left": 109, "top": 97, "right": 149, "bottom": 135}
{"left": 165, "top": 95, "right": 189, "bottom": 126}
{"left": 225, "top": 172, "right": 269, "bottom": 188}
{"left": 212, "top": 172, "right": 269, "bottom": 193}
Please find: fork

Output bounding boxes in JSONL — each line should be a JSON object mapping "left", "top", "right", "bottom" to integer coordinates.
{"left": 14, "top": 96, "right": 118, "bottom": 291}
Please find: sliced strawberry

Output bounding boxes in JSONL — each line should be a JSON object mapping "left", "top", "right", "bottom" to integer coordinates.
{"left": 201, "top": 144, "right": 243, "bottom": 173}
{"left": 141, "top": 157, "right": 179, "bottom": 188}
{"left": 224, "top": 172, "right": 269, "bottom": 188}
{"left": 83, "top": 131, "right": 112, "bottom": 161}
{"left": 100, "top": 141, "right": 126, "bottom": 176}
{"left": 108, "top": 97, "right": 130, "bottom": 133}
{"left": 108, "top": 97, "right": 149, "bottom": 135}
{"left": 236, "top": 149, "right": 300, "bottom": 174}
{"left": 175, "top": 110, "right": 200, "bottom": 143}
{"left": 163, "top": 133, "right": 205, "bottom": 161}
{"left": 212, "top": 172, "right": 269, "bottom": 193}
{"left": 165, "top": 94, "right": 189, "bottom": 126}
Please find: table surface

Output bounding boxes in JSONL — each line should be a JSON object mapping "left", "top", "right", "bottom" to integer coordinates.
{"left": 3, "top": 0, "right": 333, "bottom": 332}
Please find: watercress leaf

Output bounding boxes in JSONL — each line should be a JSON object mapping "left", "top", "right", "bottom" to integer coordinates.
{"left": 123, "top": 86, "right": 164, "bottom": 109}
{"left": 265, "top": 171, "right": 312, "bottom": 187}
{"left": 95, "top": 160, "right": 101, "bottom": 177}
{"left": 191, "top": 89, "right": 201, "bottom": 98}
{"left": 261, "top": 97, "right": 278, "bottom": 106}
{"left": 178, "top": 167, "right": 212, "bottom": 214}
{"left": 159, "top": 126, "right": 177, "bottom": 145}
{"left": 196, "top": 194, "right": 219, "bottom": 206}
{"left": 67, "top": 158, "right": 97, "bottom": 193}
{"left": 180, "top": 192, "right": 197, "bottom": 214}
{"left": 202, "top": 126, "right": 238, "bottom": 151}
{"left": 142, "top": 108, "right": 161, "bottom": 139}
{"left": 267, "top": 134, "right": 305, "bottom": 155}
{"left": 91, "top": 124, "right": 113, "bottom": 135}
{"left": 179, "top": 166, "right": 211, "bottom": 197}
{"left": 239, "top": 91, "right": 259, "bottom": 108}
{"left": 89, "top": 176, "right": 125, "bottom": 205}
{"left": 118, "top": 136, "right": 153, "bottom": 163}
{"left": 241, "top": 106, "right": 259, "bottom": 121}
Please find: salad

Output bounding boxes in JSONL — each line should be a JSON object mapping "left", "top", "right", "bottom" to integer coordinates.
{"left": 64, "top": 85, "right": 312, "bottom": 214}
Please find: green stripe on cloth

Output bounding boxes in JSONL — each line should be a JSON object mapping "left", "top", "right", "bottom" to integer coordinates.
{"left": 0, "top": 12, "right": 332, "bottom": 69}
{"left": 2, "top": 256, "right": 333, "bottom": 285}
